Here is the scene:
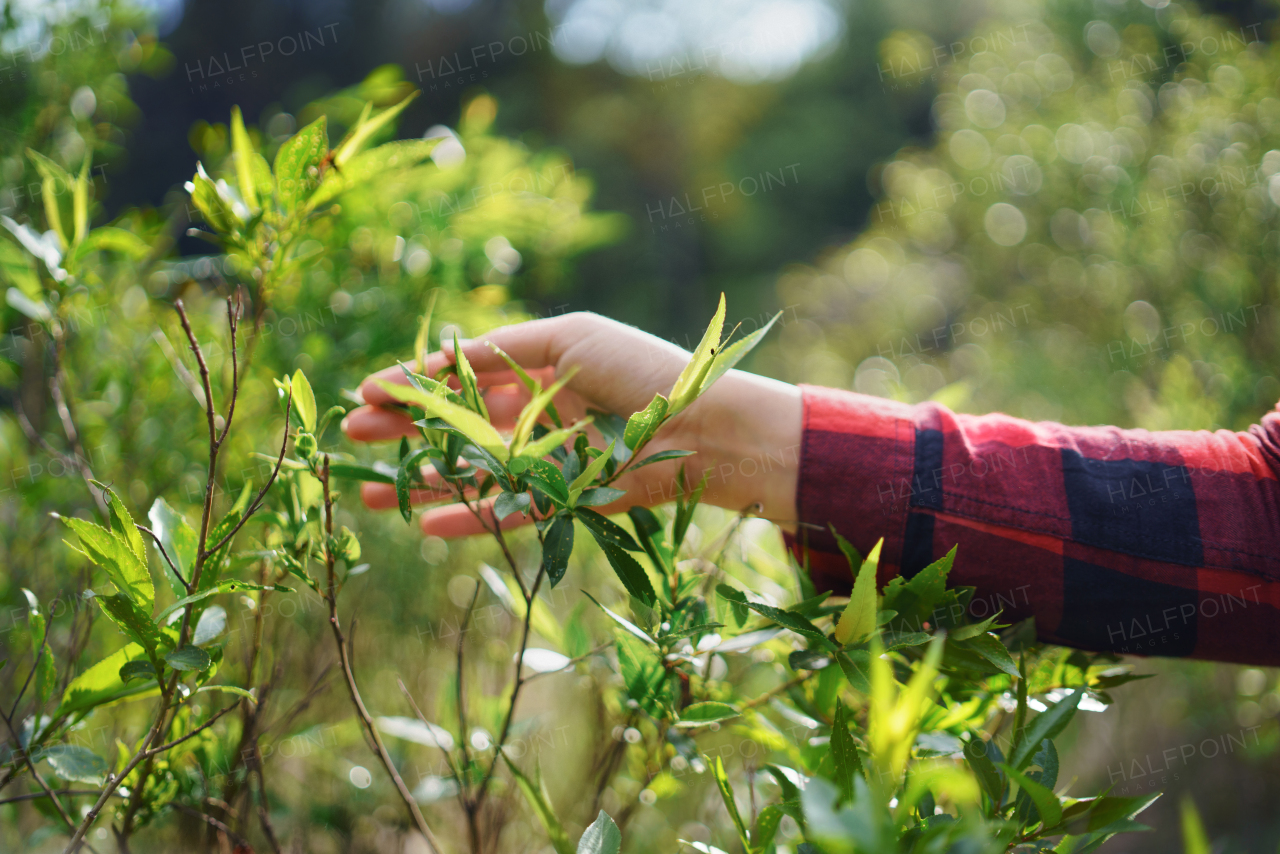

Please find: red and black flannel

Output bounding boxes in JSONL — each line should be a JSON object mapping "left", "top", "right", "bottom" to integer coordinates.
{"left": 790, "top": 385, "right": 1280, "bottom": 666}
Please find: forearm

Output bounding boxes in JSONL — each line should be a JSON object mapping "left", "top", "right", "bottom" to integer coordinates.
{"left": 789, "top": 384, "right": 1280, "bottom": 665}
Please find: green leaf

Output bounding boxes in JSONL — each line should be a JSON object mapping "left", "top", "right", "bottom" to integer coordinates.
{"left": 829, "top": 703, "right": 863, "bottom": 801}
{"left": 960, "top": 632, "right": 1020, "bottom": 677}
{"left": 230, "top": 105, "right": 260, "bottom": 211}
{"left": 503, "top": 755, "right": 574, "bottom": 854}
{"left": 97, "top": 593, "right": 163, "bottom": 655}
{"left": 965, "top": 735, "right": 1006, "bottom": 809}
{"left": 72, "top": 227, "right": 151, "bottom": 262}
{"left": 716, "top": 583, "right": 750, "bottom": 628}
{"left": 166, "top": 645, "right": 213, "bottom": 672}
{"left": 274, "top": 115, "right": 328, "bottom": 215}
{"left": 187, "top": 168, "right": 231, "bottom": 233}
{"left": 574, "top": 487, "right": 626, "bottom": 507}
{"left": 489, "top": 342, "right": 564, "bottom": 428}
{"left": 495, "top": 491, "right": 532, "bottom": 522}
{"left": 377, "top": 379, "right": 507, "bottom": 460}
{"left": 627, "top": 448, "right": 695, "bottom": 473}
{"left": 57, "top": 643, "right": 149, "bottom": 716}
{"left": 582, "top": 591, "right": 655, "bottom": 645}
{"left": 27, "top": 149, "right": 70, "bottom": 246}
{"left": 397, "top": 448, "right": 432, "bottom": 523}
{"left": 576, "top": 810, "right": 621, "bottom": 854}
{"left": 751, "top": 805, "right": 785, "bottom": 852}
{"left": 701, "top": 310, "right": 782, "bottom": 391}
{"left": 746, "top": 601, "right": 833, "bottom": 650}
{"left": 0, "top": 234, "right": 40, "bottom": 298}
{"left": 1011, "top": 688, "right": 1083, "bottom": 771}
{"left": 24, "top": 600, "right": 55, "bottom": 709}
{"left": 413, "top": 290, "right": 438, "bottom": 375}
{"left": 62, "top": 515, "right": 154, "bottom": 609}
{"left": 575, "top": 508, "right": 642, "bottom": 552}
{"left": 119, "top": 660, "right": 158, "bottom": 685}
{"left": 72, "top": 151, "right": 90, "bottom": 245}
{"left": 669, "top": 293, "right": 725, "bottom": 415}
{"left": 195, "top": 684, "right": 257, "bottom": 704}
{"left": 309, "top": 138, "right": 439, "bottom": 209}
{"left": 518, "top": 418, "right": 594, "bottom": 462}
{"left": 675, "top": 702, "right": 739, "bottom": 727}
{"left": 623, "top": 393, "right": 668, "bottom": 451}
{"left": 327, "top": 462, "right": 395, "bottom": 484}
{"left": 42, "top": 744, "right": 107, "bottom": 785}
{"left": 542, "top": 515, "right": 574, "bottom": 587}
{"left": 523, "top": 459, "right": 570, "bottom": 505}
{"left": 333, "top": 91, "right": 420, "bottom": 167}
{"left": 568, "top": 441, "right": 615, "bottom": 505}
{"left": 833, "top": 540, "right": 881, "bottom": 645}
{"left": 709, "top": 755, "right": 751, "bottom": 852}
{"left": 148, "top": 497, "right": 197, "bottom": 599}
{"left": 596, "top": 538, "right": 656, "bottom": 607}
{"left": 1002, "top": 763, "right": 1063, "bottom": 828}
{"left": 452, "top": 330, "right": 489, "bottom": 420}
{"left": 155, "top": 579, "right": 290, "bottom": 624}
{"left": 511, "top": 368, "right": 577, "bottom": 455}
{"left": 291, "top": 369, "right": 318, "bottom": 432}
{"left": 836, "top": 650, "right": 871, "bottom": 694}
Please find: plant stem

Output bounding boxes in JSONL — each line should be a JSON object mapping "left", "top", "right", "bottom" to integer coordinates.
{"left": 320, "top": 455, "right": 444, "bottom": 854}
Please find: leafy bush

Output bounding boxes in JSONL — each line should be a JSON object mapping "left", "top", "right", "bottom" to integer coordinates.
{"left": 0, "top": 4, "right": 1235, "bottom": 853}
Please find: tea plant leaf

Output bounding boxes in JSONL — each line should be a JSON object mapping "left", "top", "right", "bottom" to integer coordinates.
{"left": 669, "top": 293, "right": 725, "bottom": 414}
{"left": 148, "top": 497, "right": 197, "bottom": 599}
{"left": 1001, "top": 763, "right": 1062, "bottom": 828}
{"left": 716, "top": 584, "right": 750, "bottom": 628}
{"left": 97, "top": 593, "right": 162, "bottom": 656}
{"left": 626, "top": 449, "right": 694, "bottom": 472}
{"left": 42, "top": 744, "right": 107, "bottom": 785}
{"left": 333, "top": 91, "right": 420, "bottom": 167}
{"left": 291, "top": 369, "right": 318, "bottom": 432}
{"left": 193, "top": 605, "right": 228, "bottom": 646}
{"left": 397, "top": 448, "right": 433, "bottom": 522}
{"left": 829, "top": 703, "right": 863, "bottom": 801}
{"left": 836, "top": 650, "right": 871, "bottom": 694}
{"left": 574, "top": 487, "right": 626, "bottom": 507}
{"left": 155, "top": 579, "right": 291, "bottom": 624}
{"left": 377, "top": 379, "right": 507, "bottom": 460}
{"left": 166, "top": 645, "right": 213, "bottom": 672}
{"left": 965, "top": 735, "right": 1006, "bottom": 809}
{"left": 595, "top": 538, "right": 656, "bottom": 607}
{"left": 494, "top": 491, "right": 532, "bottom": 522}
{"left": 1010, "top": 688, "right": 1083, "bottom": 771}
{"left": 309, "top": 139, "right": 438, "bottom": 209}
{"left": 623, "top": 393, "right": 668, "bottom": 451}
{"left": 542, "top": 514, "right": 574, "bottom": 587}
{"left": 26, "top": 149, "right": 70, "bottom": 246}
{"left": 72, "top": 151, "right": 90, "bottom": 245}
{"left": 709, "top": 755, "right": 751, "bottom": 852}
{"left": 230, "top": 105, "right": 259, "bottom": 211}
{"left": 576, "top": 810, "right": 621, "bottom": 854}
{"left": 327, "top": 462, "right": 395, "bottom": 484}
{"left": 57, "top": 643, "right": 148, "bottom": 716}
{"left": 700, "top": 310, "right": 781, "bottom": 391}
{"left": 62, "top": 515, "right": 154, "bottom": 609}
{"left": 72, "top": 227, "right": 151, "bottom": 262}
{"left": 488, "top": 342, "right": 564, "bottom": 428}
{"left": 568, "top": 441, "right": 615, "bottom": 504}
{"left": 751, "top": 805, "right": 785, "bottom": 852}
{"left": 960, "top": 632, "right": 1020, "bottom": 677}
{"left": 522, "top": 458, "right": 569, "bottom": 505}
{"left": 833, "top": 539, "right": 881, "bottom": 645}
{"left": 511, "top": 367, "right": 577, "bottom": 455}
{"left": 196, "top": 685, "right": 257, "bottom": 703}
{"left": 274, "top": 115, "right": 327, "bottom": 214}
{"left": 746, "top": 601, "right": 834, "bottom": 651}
{"left": 519, "top": 418, "right": 593, "bottom": 462}
{"left": 119, "top": 660, "right": 158, "bottom": 685}
{"left": 1180, "top": 797, "right": 1210, "bottom": 854}
{"left": 575, "top": 508, "right": 642, "bottom": 552}
{"left": 675, "top": 702, "right": 738, "bottom": 727}
{"left": 451, "top": 330, "right": 488, "bottom": 420}
{"left": 582, "top": 591, "right": 655, "bottom": 645}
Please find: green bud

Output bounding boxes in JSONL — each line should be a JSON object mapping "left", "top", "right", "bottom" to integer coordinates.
{"left": 295, "top": 431, "right": 317, "bottom": 458}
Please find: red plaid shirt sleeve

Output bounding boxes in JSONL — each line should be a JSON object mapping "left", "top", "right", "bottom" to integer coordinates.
{"left": 789, "top": 384, "right": 1280, "bottom": 665}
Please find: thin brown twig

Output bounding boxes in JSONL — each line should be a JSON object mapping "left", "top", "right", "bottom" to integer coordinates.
{"left": 320, "top": 455, "right": 444, "bottom": 854}
{"left": 135, "top": 524, "right": 190, "bottom": 592}
{"left": 144, "top": 703, "right": 239, "bottom": 757}
{"left": 201, "top": 391, "right": 292, "bottom": 560}
{"left": 168, "top": 802, "right": 252, "bottom": 849}
{"left": 0, "top": 789, "right": 122, "bottom": 806}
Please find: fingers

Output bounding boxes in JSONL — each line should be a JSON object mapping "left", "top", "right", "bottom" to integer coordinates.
{"left": 360, "top": 480, "right": 461, "bottom": 510}
{"left": 341, "top": 406, "right": 417, "bottom": 442}
{"left": 420, "top": 498, "right": 533, "bottom": 538}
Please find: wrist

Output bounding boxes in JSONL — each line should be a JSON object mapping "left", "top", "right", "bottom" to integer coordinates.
{"left": 695, "top": 370, "right": 803, "bottom": 524}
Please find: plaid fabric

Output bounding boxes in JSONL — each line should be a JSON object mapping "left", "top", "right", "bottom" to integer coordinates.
{"left": 789, "top": 385, "right": 1280, "bottom": 666}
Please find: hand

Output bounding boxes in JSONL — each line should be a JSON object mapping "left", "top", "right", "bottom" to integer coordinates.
{"left": 341, "top": 311, "right": 802, "bottom": 537}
